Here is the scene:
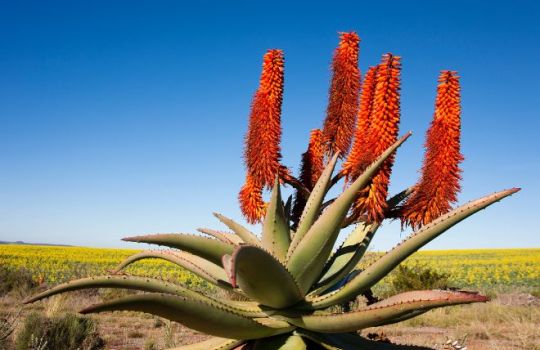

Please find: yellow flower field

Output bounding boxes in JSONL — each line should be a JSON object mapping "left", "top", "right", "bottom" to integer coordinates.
{"left": 0, "top": 244, "right": 209, "bottom": 289}
{"left": 1, "top": 245, "right": 538, "bottom": 290}
{"left": 399, "top": 249, "right": 539, "bottom": 288}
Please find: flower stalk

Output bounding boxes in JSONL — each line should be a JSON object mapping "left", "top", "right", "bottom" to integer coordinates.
{"left": 352, "top": 53, "right": 402, "bottom": 223}
{"left": 401, "top": 71, "right": 463, "bottom": 229}
{"left": 322, "top": 32, "right": 361, "bottom": 157}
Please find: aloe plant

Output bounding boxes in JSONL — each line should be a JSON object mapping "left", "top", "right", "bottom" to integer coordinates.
{"left": 25, "top": 32, "right": 519, "bottom": 349}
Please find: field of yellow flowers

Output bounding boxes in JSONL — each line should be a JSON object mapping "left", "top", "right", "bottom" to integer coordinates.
{"left": 0, "top": 244, "right": 210, "bottom": 289}
{"left": 1, "top": 244, "right": 538, "bottom": 290}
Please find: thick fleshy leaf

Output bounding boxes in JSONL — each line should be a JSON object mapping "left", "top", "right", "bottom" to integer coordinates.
{"left": 293, "top": 331, "right": 339, "bottom": 350}
{"left": 197, "top": 228, "right": 243, "bottom": 245}
{"left": 113, "top": 250, "right": 230, "bottom": 288}
{"left": 287, "top": 133, "right": 412, "bottom": 294}
{"left": 222, "top": 254, "right": 234, "bottom": 283}
{"left": 231, "top": 245, "right": 303, "bottom": 308}
{"left": 213, "top": 213, "right": 261, "bottom": 246}
{"left": 253, "top": 334, "right": 307, "bottom": 350}
{"left": 289, "top": 153, "right": 340, "bottom": 253}
{"left": 386, "top": 187, "right": 414, "bottom": 210}
{"left": 122, "top": 234, "right": 233, "bottom": 265}
{"left": 262, "top": 179, "right": 291, "bottom": 261}
{"left": 311, "top": 223, "right": 379, "bottom": 294}
{"left": 284, "top": 195, "right": 293, "bottom": 229}
{"left": 23, "top": 275, "right": 265, "bottom": 318}
{"left": 365, "top": 310, "right": 428, "bottom": 327}
{"left": 167, "top": 337, "right": 245, "bottom": 350}
{"left": 80, "top": 293, "right": 294, "bottom": 339}
{"left": 341, "top": 187, "right": 415, "bottom": 227}
{"left": 285, "top": 290, "right": 488, "bottom": 333}
{"left": 23, "top": 275, "right": 197, "bottom": 303}
{"left": 299, "top": 331, "right": 434, "bottom": 350}
{"left": 307, "top": 188, "right": 519, "bottom": 309}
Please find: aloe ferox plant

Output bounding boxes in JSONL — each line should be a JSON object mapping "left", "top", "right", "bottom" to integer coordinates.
{"left": 25, "top": 32, "right": 519, "bottom": 349}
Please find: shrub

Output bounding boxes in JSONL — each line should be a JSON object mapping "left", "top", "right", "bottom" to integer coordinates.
{"left": 0, "top": 266, "right": 37, "bottom": 297}
{"left": 390, "top": 264, "right": 451, "bottom": 294}
{"left": 15, "top": 312, "right": 104, "bottom": 350}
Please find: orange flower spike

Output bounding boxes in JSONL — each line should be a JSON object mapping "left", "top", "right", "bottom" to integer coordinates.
{"left": 299, "top": 129, "right": 325, "bottom": 189}
{"left": 292, "top": 129, "right": 324, "bottom": 224}
{"left": 322, "top": 32, "right": 361, "bottom": 157}
{"left": 244, "top": 49, "right": 285, "bottom": 189}
{"left": 401, "top": 71, "right": 463, "bottom": 230}
{"left": 353, "top": 54, "right": 402, "bottom": 223}
{"left": 239, "top": 174, "right": 267, "bottom": 224}
{"left": 342, "top": 65, "right": 379, "bottom": 180}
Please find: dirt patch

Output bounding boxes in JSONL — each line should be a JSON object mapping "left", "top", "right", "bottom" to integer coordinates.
{"left": 495, "top": 293, "right": 539, "bottom": 306}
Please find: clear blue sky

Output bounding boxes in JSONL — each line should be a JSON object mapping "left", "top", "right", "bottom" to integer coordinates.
{"left": 1, "top": 1, "right": 538, "bottom": 250}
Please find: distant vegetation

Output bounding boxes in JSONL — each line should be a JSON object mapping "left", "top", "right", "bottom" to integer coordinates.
{"left": 1, "top": 245, "right": 537, "bottom": 293}
{"left": 0, "top": 241, "right": 71, "bottom": 247}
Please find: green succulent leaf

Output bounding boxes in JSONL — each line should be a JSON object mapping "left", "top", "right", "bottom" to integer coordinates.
{"left": 23, "top": 275, "right": 197, "bottom": 303}
{"left": 289, "top": 152, "right": 340, "bottom": 253}
{"left": 113, "top": 250, "right": 230, "bottom": 288}
{"left": 285, "top": 290, "right": 488, "bottom": 333}
{"left": 166, "top": 337, "right": 245, "bottom": 350}
{"left": 23, "top": 275, "right": 265, "bottom": 318}
{"left": 284, "top": 195, "right": 293, "bottom": 229}
{"left": 253, "top": 334, "right": 307, "bottom": 350}
{"left": 366, "top": 310, "right": 429, "bottom": 327}
{"left": 287, "top": 133, "right": 412, "bottom": 294}
{"left": 262, "top": 178, "right": 291, "bottom": 261}
{"left": 231, "top": 245, "right": 303, "bottom": 308}
{"left": 341, "top": 187, "right": 415, "bottom": 228}
{"left": 80, "top": 293, "right": 294, "bottom": 339}
{"left": 213, "top": 212, "right": 261, "bottom": 246}
{"left": 293, "top": 331, "right": 339, "bottom": 350}
{"left": 122, "top": 233, "right": 233, "bottom": 265}
{"left": 307, "top": 187, "right": 519, "bottom": 309}
{"left": 197, "top": 227, "right": 243, "bottom": 245}
{"left": 386, "top": 187, "right": 415, "bottom": 210}
{"left": 299, "top": 331, "right": 433, "bottom": 350}
{"left": 311, "top": 222, "right": 379, "bottom": 295}
{"left": 221, "top": 253, "right": 234, "bottom": 279}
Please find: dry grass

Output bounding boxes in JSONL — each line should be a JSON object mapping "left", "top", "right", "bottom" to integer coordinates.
{"left": 2, "top": 290, "right": 538, "bottom": 350}
{"left": 364, "top": 293, "right": 540, "bottom": 350}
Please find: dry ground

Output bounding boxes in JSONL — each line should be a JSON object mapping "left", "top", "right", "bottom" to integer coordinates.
{"left": 1, "top": 291, "right": 538, "bottom": 350}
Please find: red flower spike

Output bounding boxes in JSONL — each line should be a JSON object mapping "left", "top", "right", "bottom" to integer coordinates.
{"left": 352, "top": 54, "right": 402, "bottom": 223}
{"left": 401, "top": 71, "right": 463, "bottom": 230}
{"left": 299, "top": 129, "right": 325, "bottom": 189}
{"left": 239, "top": 174, "right": 267, "bottom": 224}
{"left": 292, "top": 129, "right": 325, "bottom": 222}
{"left": 322, "top": 32, "right": 361, "bottom": 157}
{"left": 244, "top": 49, "right": 285, "bottom": 190}
{"left": 342, "top": 65, "right": 379, "bottom": 180}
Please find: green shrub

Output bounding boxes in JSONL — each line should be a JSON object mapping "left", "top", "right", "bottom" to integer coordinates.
{"left": 15, "top": 312, "right": 104, "bottom": 350}
{"left": 0, "top": 266, "right": 37, "bottom": 297}
{"left": 389, "top": 264, "right": 451, "bottom": 294}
